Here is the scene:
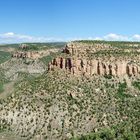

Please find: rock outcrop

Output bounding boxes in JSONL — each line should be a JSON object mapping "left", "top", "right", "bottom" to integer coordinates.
{"left": 48, "top": 42, "right": 140, "bottom": 77}
{"left": 12, "top": 49, "right": 59, "bottom": 59}
{"left": 48, "top": 57, "right": 140, "bottom": 77}
{"left": 62, "top": 42, "right": 113, "bottom": 56}
{"left": 12, "top": 51, "right": 40, "bottom": 59}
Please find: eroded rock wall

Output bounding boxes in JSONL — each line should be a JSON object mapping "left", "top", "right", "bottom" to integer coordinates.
{"left": 48, "top": 42, "right": 140, "bottom": 77}
{"left": 48, "top": 57, "right": 140, "bottom": 77}
{"left": 12, "top": 51, "right": 40, "bottom": 59}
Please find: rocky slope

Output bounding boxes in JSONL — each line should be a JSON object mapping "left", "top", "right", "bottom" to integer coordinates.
{"left": 1, "top": 58, "right": 46, "bottom": 80}
{"left": 0, "top": 70, "right": 140, "bottom": 140}
{"left": 0, "top": 41, "right": 140, "bottom": 140}
{"left": 0, "top": 43, "right": 61, "bottom": 81}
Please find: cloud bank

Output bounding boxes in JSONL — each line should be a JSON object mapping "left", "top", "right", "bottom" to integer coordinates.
{"left": 0, "top": 32, "right": 63, "bottom": 44}
{"left": 0, "top": 32, "right": 140, "bottom": 44}
{"left": 88, "top": 33, "right": 140, "bottom": 42}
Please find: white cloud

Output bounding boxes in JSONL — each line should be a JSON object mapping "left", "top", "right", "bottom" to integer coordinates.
{"left": 0, "top": 32, "right": 63, "bottom": 44}
{"left": 103, "top": 33, "right": 128, "bottom": 41}
{"left": 1, "top": 32, "right": 140, "bottom": 44}
{"left": 69, "top": 33, "right": 140, "bottom": 42}
{"left": 93, "top": 37, "right": 103, "bottom": 40}
{"left": 4, "top": 32, "right": 15, "bottom": 36}
{"left": 0, "top": 32, "right": 34, "bottom": 43}
{"left": 132, "top": 34, "right": 140, "bottom": 41}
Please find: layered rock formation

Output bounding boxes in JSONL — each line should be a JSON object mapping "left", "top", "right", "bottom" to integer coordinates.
{"left": 12, "top": 49, "right": 59, "bottom": 59}
{"left": 48, "top": 42, "right": 140, "bottom": 77}
{"left": 48, "top": 57, "right": 140, "bottom": 77}
{"left": 12, "top": 51, "right": 40, "bottom": 59}
{"left": 63, "top": 42, "right": 113, "bottom": 56}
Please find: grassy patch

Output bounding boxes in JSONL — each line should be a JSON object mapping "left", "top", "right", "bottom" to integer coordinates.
{"left": 132, "top": 81, "right": 140, "bottom": 90}
{"left": 104, "top": 74, "right": 112, "bottom": 79}
{"left": 0, "top": 51, "right": 11, "bottom": 64}
{"left": 40, "top": 52, "right": 61, "bottom": 66}
{"left": 18, "top": 42, "right": 66, "bottom": 51}
{"left": 71, "top": 122, "right": 137, "bottom": 140}
{"left": 0, "top": 83, "right": 4, "bottom": 93}
{"left": 116, "top": 82, "right": 132, "bottom": 99}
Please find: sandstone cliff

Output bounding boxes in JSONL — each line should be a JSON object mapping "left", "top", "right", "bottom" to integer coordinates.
{"left": 48, "top": 57, "right": 140, "bottom": 77}
{"left": 48, "top": 42, "right": 140, "bottom": 77}
{"left": 12, "top": 48, "right": 59, "bottom": 59}
{"left": 12, "top": 51, "right": 40, "bottom": 59}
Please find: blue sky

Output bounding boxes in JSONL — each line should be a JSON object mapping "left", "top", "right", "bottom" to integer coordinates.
{"left": 0, "top": 0, "right": 140, "bottom": 43}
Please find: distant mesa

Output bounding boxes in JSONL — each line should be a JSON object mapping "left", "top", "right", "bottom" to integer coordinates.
{"left": 11, "top": 43, "right": 59, "bottom": 59}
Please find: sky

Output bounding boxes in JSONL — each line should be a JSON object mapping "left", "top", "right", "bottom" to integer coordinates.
{"left": 0, "top": 0, "right": 140, "bottom": 43}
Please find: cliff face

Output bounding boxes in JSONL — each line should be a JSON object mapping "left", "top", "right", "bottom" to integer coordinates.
{"left": 48, "top": 57, "right": 139, "bottom": 77}
{"left": 12, "top": 51, "right": 40, "bottom": 59}
{"left": 12, "top": 49, "right": 59, "bottom": 59}
{"left": 48, "top": 42, "right": 140, "bottom": 77}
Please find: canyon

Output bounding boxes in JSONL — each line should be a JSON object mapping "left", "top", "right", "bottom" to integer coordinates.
{"left": 0, "top": 41, "right": 140, "bottom": 140}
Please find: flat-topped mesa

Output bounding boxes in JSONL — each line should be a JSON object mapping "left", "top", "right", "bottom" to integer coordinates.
{"left": 12, "top": 44, "right": 40, "bottom": 59}
{"left": 62, "top": 42, "right": 113, "bottom": 56}
{"left": 12, "top": 51, "right": 40, "bottom": 59}
{"left": 48, "top": 57, "right": 140, "bottom": 77}
{"left": 19, "top": 44, "right": 29, "bottom": 50}
{"left": 48, "top": 41, "right": 140, "bottom": 77}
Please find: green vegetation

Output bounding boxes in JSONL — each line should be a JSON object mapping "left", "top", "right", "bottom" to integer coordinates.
{"left": 75, "top": 40, "right": 140, "bottom": 49}
{"left": 88, "top": 50, "right": 140, "bottom": 60}
{"left": 0, "top": 42, "right": 66, "bottom": 50}
{"left": 0, "top": 41, "right": 140, "bottom": 139}
{"left": 0, "top": 44, "right": 19, "bottom": 48}
{"left": 1, "top": 70, "right": 137, "bottom": 139}
{"left": 132, "top": 81, "right": 140, "bottom": 90}
{"left": 40, "top": 54, "right": 54, "bottom": 66}
{"left": 0, "top": 69, "right": 9, "bottom": 94}
{"left": 18, "top": 42, "right": 66, "bottom": 51}
{"left": 0, "top": 83, "right": 4, "bottom": 93}
{"left": 0, "top": 51, "right": 11, "bottom": 64}
{"left": 71, "top": 122, "right": 137, "bottom": 140}
{"left": 0, "top": 68, "right": 9, "bottom": 84}
{"left": 104, "top": 74, "right": 112, "bottom": 79}
{"left": 40, "top": 52, "right": 61, "bottom": 66}
{"left": 116, "top": 82, "right": 132, "bottom": 100}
